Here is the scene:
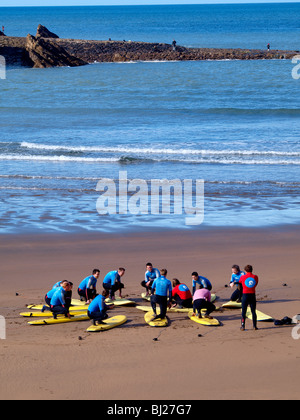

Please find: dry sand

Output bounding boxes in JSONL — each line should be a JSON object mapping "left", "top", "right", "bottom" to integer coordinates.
{"left": 0, "top": 226, "right": 299, "bottom": 400}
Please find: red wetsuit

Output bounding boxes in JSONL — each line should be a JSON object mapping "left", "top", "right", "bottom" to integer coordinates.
{"left": 239, "top": 272, "right": 259, "bottom": 294}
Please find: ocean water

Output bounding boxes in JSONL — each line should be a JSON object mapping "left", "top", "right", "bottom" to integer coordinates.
{"left": 0, "top": 4, "right": 300, "bottom": 234}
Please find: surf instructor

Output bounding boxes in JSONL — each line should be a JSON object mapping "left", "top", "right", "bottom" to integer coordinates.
{"left": 239, "top": 265, "right": 259, "bottom": 331}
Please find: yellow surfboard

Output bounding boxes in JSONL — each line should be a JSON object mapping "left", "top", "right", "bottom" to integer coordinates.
{"left": 27, "top": 297, "right": 134, "bottom": 311}
{"left": 141, "top": 292, "right": 151, "bottom": 302}
{"left": 142, "top": 293, "right": 217, "bottom": 303}
{"left": 245, "top": 308, "right": 273, "bottom": 322}
{"left": 188, "top": 310, "right": 220, "bottom": 326}
{"left": 144, "top": 310, "right": 168, "bottom": 327}
{"left": 26, "top": 303, "right": 89, "bottom": 311}
{"left": 21, "top": 310, "right": 87, "bottom": 317}
{"left": 105, "top": 297, "right": 135, "bottom": 306}
{"left": 222, "top": 300, "right": 242, "bottom": 309}
{"left": 86, "top": 315, "right": 127, "bottom": 332}
{"left": 71, "top": 297, "right": 135, "bottom": 307}
{"left": 28, "top": 314, "right": 90, "bottom": 325}
{"left": 137, "top": 305, "right": 220, "bottom": 313}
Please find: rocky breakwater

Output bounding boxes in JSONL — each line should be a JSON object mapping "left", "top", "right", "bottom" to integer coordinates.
{"left": 0, "top": 25, "right": 298, "bottom": 68}
{"left": 58, "top": 39, "right": 297, "bottom": 63}
{"left": 0, "top": 25, "right": 87, "bottom": 68}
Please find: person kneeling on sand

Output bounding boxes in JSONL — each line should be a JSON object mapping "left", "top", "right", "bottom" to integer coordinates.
{"left": 78, "top": 269, "right": 100, "bottom": 303}
{"left": 103, "top": 268, "right": 125, "bottom": 300}
{"left": 42, "top": 280, "right": 68, "bottom": 312}
{"left": 88, "top": 289, "right": 114, "bottom": 326}
{"left": 229, "top": 264, "right": 245, "bottom": 302}
{"left": 171, "top": 278, "right": 193, "bottom": 308}
{"left": 50, "top": 281, "right": 72, "bottom": 319}
{"left": 150, "top": 268, "right": 172, "bottom": 320}
{"left": 192, "top": 288, "right": 215, "bottom": 319}
{"left": 141, "top": 262, "right": 160, "bottom": 296}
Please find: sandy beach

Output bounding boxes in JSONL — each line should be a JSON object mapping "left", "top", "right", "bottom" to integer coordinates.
{"left": 0, "top": 226, "right": 299, "bottom": 401}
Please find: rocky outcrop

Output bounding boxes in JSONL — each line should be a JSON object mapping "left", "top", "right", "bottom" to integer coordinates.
{"left": 25, "top": 34, "right": 87, "bottom": 68}
{"left": 56, "top": 39, "right": 296, "bottom": 63}
{"left": 36, "top": 24, "right": 59, "bottom": 39}
{"left": 0, "top": 31, "right": 6, "bottom": 37}
{"left": 0, "top": 25, "right": 298, "bottom": 68}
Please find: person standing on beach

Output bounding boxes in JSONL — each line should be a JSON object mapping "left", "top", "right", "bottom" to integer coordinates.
{"left": 239, "top": 265, "right": 259, "bottom": 331}
{"left": 229, "top": 264, "right": 245, "bottom": 302}
{"left": 191, "top": 271, "right": 212, "bottom": 294}
{"left": 103, "top": 268, "right": 125, "bottom": 300}
{"left": 78, "top": 269, "right": 100, "bottom": 303}
{"left": 150, "top": 268, "right": 172, "bottom": 320}
{"left": 141, "top": 263, "right": 160, "bottom": 296}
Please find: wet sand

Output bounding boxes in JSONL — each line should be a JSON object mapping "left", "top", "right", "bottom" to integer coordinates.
{"left": 0, "top": 226, "right": 299, "bottom": 400}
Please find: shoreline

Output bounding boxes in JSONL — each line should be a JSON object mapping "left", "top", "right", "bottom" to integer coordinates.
{"left": 1, "top": 221, "right": 300, "bottom": 238}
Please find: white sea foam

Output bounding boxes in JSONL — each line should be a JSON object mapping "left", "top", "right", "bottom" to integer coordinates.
{"left": 1, "top": 153, "right": 300, "bottom": 165}
{"left": 0, "top": 154, "right": 119, "bottom": 163}
{"left": 20, "top": 142, "right": 300, "bottom": 157}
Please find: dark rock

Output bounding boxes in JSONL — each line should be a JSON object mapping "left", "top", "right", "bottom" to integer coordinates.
{"left": 0, "top": 31, "right": 6, "bottom": 37}
{"left": 25, "top": 33, "right": 87, "bottom": 68}
{"left": 36, "top": 24, "right": 59, "bottom": 39}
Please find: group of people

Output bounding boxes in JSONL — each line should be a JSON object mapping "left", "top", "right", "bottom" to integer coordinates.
{"left": 142, "top": 262, "right": 259, "bottom": 330}
{"left": 42, "top": 262, "right": 259, "bottom": 330}
{"left": 42, "top": 268, "right": 126, "bottom": 325}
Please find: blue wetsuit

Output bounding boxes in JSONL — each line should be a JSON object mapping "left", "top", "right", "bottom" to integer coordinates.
{"left": 145, "top": 268, "right": 160, "bottom": 282}
{"left": 50, "top": 286, "right": 69, "bottom": 317}
{"left": 50, "top": 286, "right": 67, "bottom": 307}
{"left": 230, "top": 271, "right": 245, "bottom": 286}
{"left": 192, "top": 276, "right": 212, "bottom": 294}
{"left": 88, "top": 294, "right": 109, "bottom": 323}
{"left": 44, "top": 287, "right": 58, "bottom": 306}
{"left": 103, "top": 270, "right": 120, "bottom": 287}
{"left": 230, "top": 271, "right": 245, "bottom": 301}
{"left": 78, "top": 275, "right": 97, "bottom": 301}
{"left": 150, "top": 276, "right": 172, "bottom": 319}
{"left": 103, "top": 270, "right": 124, "bottom": 299}
{"left": 151, "top": 276, "right": 172, "bottom": 298}
{"left": 78, "top": 275, "right": 97, "bottom": 292}
{"left": 141, "top": 268, "right": 160, "bottom": 292}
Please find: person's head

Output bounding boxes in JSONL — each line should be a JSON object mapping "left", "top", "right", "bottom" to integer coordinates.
{"left": 172, "top": 278, "right": 180, "bottom": 287}
{"left": 118, "top": 267, "right": 125, "bottom": 276}
{"left": 92, "top": 269, "right": 100, "bottom": 278}
{"left": 61, "top": 281, "right": 71, "bottom": 291}
{"left": 191, "top": 271, "right": 198, "bottom": 281}
{"left": 160, "top": 268, "right": 167, "bottom": 276}
{"left": 146, "top": 263, "right": 153, "bottom": 272}
{"left": 232, "top": 265, "right": 240, "bottom": 274}
{"left": 244, "top": 265, "right": 253, "bottom": 273}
